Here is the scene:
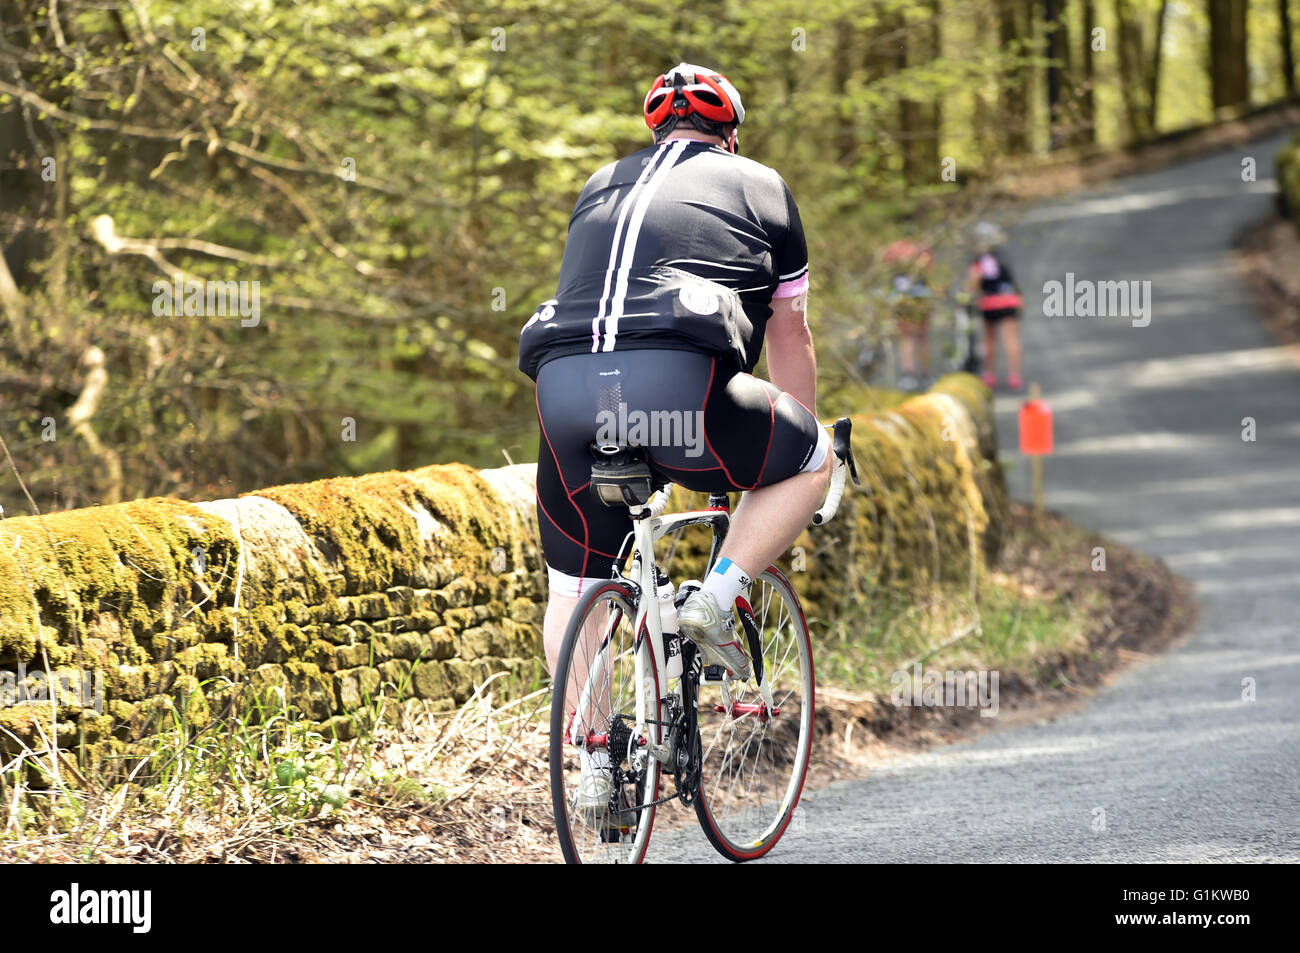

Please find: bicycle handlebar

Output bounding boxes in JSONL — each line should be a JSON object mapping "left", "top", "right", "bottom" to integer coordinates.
{"left": 812, "top": 417, "right": 860, "bottom": 526}
{"left": 812, "top": 460, "right": 847, "bottom": 525}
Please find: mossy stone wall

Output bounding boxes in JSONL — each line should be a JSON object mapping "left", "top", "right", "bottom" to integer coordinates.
{"left": 0, "top": 373, "right": 1004, "bottom": 773}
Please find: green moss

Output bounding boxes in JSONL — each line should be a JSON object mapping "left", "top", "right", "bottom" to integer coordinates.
{"left": 0, "top": 497, "right": 238, "bottom": 652}
{"left": 282, "top": 661, "right": 337, "bottom": 719}
{"left": 252, "top": 463, "right": 506, "bottom": 597}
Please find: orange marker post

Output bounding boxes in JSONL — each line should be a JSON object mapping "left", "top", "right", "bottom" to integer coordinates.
{"left": 1018, "top": 383, "right": 1053, "bottom": 528}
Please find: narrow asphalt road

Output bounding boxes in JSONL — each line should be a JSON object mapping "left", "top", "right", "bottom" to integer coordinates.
{"left": 658, "top": 131, "right": 1300, "bottom": 863}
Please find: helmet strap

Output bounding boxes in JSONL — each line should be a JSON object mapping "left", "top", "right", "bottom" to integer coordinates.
{"left": 652, "top": 114, "right": 680, "bottom": 143}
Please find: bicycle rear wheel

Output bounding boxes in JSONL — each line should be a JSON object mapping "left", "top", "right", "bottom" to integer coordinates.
{"left": 550, "top": 580, "right": 663, "bottom": 864}
{"left": 693, "top": 567, "right": 814, "bottom": 861}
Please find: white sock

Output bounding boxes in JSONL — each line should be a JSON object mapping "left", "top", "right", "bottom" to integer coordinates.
{"left": 699, "top": 557, "right": 751, "bottom": 611}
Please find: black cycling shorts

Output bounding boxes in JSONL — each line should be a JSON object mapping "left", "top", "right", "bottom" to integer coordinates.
{"left": 534, "top": 349, "right": 826, "bottom": 595}
{"left": 981, "top": 306, "right": 1021, "bottom": 323}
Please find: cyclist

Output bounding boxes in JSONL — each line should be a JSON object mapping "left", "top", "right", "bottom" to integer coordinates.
{"left": 880, "top": 238, "right": 935, "bottom": 392}
{"left": 519, "top": 63, "right": 831, "bottom": 811}
{"left": 965, "top": 221, "right": 1024, "bottom": 391}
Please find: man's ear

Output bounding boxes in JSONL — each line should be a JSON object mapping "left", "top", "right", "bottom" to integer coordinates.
{"left": 728, "top": 128, "right": 739, "bottom": 153}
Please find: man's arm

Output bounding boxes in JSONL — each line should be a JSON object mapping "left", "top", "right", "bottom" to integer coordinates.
{"left": 765, "top": 292, "right": 817, "bottom": 417}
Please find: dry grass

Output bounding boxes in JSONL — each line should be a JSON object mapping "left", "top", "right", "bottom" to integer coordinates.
{"left": 1234, "top": 215, "right": 1300, "bottom": 355}
{"left": 0, "top": 672, "right": 560, "bottom": 864}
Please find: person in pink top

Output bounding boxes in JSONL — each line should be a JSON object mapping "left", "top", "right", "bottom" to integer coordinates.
{"left": 965, "top": 222, "right": 1024, "bottom": 391}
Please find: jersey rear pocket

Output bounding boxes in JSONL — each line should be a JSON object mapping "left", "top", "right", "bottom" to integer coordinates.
{"left": 523, "top": 266, "right": 753, "bottom": 376}
{"left": 609, "top": 266, "right": 753, "bottom": 371}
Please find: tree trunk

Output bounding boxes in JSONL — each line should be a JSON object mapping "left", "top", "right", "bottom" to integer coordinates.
{"left": 1044, "top": 0, "right": 1066, "bottom": 148}
{"left": 1144, "top": 1, "right": 1169, "bottom": 131}
{"left": 973, "top": 2, "right": 995, "bottom": 161}
{"left": 1208, "top": 0, "right": 1250, "bottom": 111}
{"left": 862, "top": 11, "right": 897, "bottom": 182}
{"left": 832, "top": 17, "right": 858, "bottom": 166}
{"left": 1114, "top": 0, "right": 1148, "bottom": 139}
{"left": 1280, "top": 0, "right": 1297, "bottom": 96}
{"left": 1078, "top": 0, "right": 1097, "bottom": 144}
{"left": 901, "top": 0, "right": 942, "bottom": 185}
{"left": 998, "top": 0, "right": 1029, "bottom": 153}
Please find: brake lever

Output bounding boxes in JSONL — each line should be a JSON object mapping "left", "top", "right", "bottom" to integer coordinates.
{"left": 832, "top": 417, "right": 861, "bottom": 486}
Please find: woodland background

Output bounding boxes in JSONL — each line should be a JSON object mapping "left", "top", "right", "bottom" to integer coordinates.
{"left": 0, "top": 0, "right": 1294, "bottom": 514}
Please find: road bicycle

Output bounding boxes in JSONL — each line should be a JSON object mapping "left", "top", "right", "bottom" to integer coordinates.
{"left": 948, "top": 290, "right": 982, "bottom": 375}
{"left": 549, "top": 417, "right": 860, "bottom": 863}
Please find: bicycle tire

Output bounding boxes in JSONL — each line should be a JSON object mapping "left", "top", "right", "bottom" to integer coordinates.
{"left": 692, "top": 567, "right": 814, "bottom": 861}
{"left": 550, "top": 579, "right": 663, "bottom": 864}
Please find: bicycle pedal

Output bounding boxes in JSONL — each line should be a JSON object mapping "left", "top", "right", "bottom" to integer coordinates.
{"left": 701, "top": 664, "right": 728, "bottom": 684}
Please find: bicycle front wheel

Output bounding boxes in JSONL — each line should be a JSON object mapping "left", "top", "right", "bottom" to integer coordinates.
{"left": 693, "top": 567, "right": 814, "bottom": 861}
{"left": 550, "top": 580, "right": 663, "bottom": 864}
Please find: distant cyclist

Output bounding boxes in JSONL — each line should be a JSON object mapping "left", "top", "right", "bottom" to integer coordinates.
{"left": 519, "top": 64, "right": 831, "bottom": 812}
{"left": 881, "top": 238, "right": 935, "bottom": 392}
{"left": 965, "top": 222, "right": 1024, "bottom": 391}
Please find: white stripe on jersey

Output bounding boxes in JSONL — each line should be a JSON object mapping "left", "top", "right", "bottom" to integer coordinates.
{"left": 590, "top": 141, "right": 676, "bottom": 353}
{"left": 603, "top": 139, "right": 689, "bottom": 351}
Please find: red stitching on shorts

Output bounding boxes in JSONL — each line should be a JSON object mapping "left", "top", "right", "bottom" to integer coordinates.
{"left": 537, "top": 388, "right": 595, "bottom": 579}
{"left": 754, "top": 389, "right": 776, "bottom": 485}
{"left": 535, "top": 493, "right": 623, "bottom": 560}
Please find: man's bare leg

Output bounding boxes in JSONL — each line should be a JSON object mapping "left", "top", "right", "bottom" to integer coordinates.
{"left": 899, "top": 326, "right": 919, "bottom": 376}
{"left": 544, "top": 594, "right": 578, "bottom": 677}
{"left": 713, "top": 449, "right": 831, "bottom": 579}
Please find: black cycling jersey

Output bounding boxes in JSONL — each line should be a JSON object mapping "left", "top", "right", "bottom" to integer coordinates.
{"left": 972, "top": 251, "right": 1017, "bottom": 297}
{"left": 519, "top": 138, "right": 809, "bottom": 380}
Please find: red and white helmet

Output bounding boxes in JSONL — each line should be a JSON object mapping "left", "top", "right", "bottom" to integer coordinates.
{"left": 643, "top": 63, "right": 745, "bottom": 146}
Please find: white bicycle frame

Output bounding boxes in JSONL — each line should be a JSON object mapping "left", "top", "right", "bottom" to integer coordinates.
{"left": 570, "top": 488, "right": 725, "bottom": 778}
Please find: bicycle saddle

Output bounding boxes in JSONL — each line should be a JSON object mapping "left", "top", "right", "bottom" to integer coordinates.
{"left": 589, "top": 443, "right": 657, "bottom": 507}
